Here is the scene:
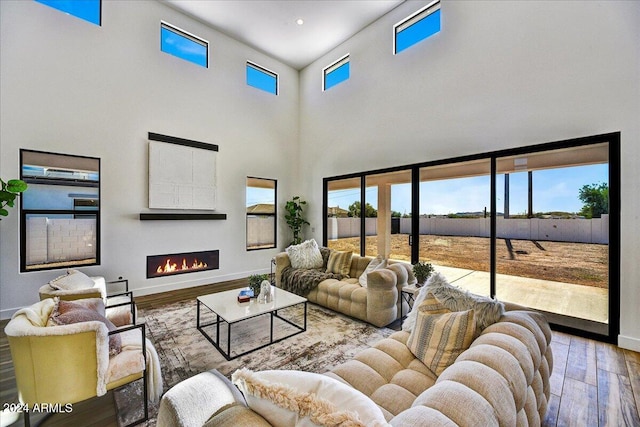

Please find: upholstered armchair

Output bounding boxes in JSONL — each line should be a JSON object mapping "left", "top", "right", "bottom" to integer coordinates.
{"left": 4, "top": 298, "right": 162, "bottom": 427}
{"left": 38, "top": 270, "right": 136, "bottom": 327}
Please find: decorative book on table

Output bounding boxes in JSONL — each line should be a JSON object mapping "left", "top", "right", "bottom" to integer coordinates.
{"left": 237, "top": 289, "right": 253, "bottom": 302}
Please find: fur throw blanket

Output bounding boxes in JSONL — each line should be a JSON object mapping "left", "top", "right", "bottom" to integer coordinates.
{"left": 280, "top": 266, "right": 344, "bottom": 296}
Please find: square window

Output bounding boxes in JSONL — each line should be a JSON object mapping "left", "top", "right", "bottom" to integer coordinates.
{"left": 35, "top": 0, "right": 101, "bottom": 26}
{"left": 246, "top": 62, "right": 278, "bottom": 95}
{"left": 161, "top": 22, "right": 208, "bottom": 68}
{"left": 323, "top": 54, "right": 350, "bottom": 91}
{"left": 394, "top": 0, "right": 441, "bottom": 54}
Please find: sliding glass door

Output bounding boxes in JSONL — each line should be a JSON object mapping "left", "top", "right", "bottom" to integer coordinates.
{"left": 495, "top": 143, "right": 611, "bottom": 335}
{"left": 323, "top": 133, "right": 619, "bottom": 341}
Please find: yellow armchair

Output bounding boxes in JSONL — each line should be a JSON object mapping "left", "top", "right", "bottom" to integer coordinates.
{"left": 4, "top": 299, "right": 151, "bottom": 427}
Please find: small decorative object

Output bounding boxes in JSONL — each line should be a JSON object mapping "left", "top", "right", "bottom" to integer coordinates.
{"left": 412, "top": 261, "right": 434, "bottom": 287}
{"left": 258, "top": 280, "right": 272, "bottom": 304}
{"left": 237, "top": 288, "right": 253, "bottom": 303}
{"left": 0, "top": 178, "right": 28, "bottom": 220}
{"left": 248, "top": 274, "right": 269, "bottom": 297}
{"left": 284, "top": 196, "right": 310, "bottom": 245}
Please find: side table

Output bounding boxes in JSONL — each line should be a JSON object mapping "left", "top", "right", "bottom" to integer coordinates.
{"left": 400, "top": 284, "right": 421, "bottom": 319}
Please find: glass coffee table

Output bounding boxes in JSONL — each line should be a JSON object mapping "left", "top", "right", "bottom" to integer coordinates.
{"left": 197, "top": 287, "right": 307, "bottom": 360}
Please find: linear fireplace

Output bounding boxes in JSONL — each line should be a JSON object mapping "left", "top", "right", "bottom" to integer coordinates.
{"left": 147, "top": 250, "right": 219, "bottom": 279}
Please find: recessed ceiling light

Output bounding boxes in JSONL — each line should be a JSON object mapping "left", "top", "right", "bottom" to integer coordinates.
{"left": 296, "top": 18, "right": 304, "bottom": 25}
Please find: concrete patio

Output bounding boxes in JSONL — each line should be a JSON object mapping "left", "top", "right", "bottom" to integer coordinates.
{"left": 433, "top": 265, "right": 609, "bottom": 324}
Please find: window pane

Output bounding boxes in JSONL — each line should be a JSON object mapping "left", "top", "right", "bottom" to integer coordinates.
{"left": 161, "top": 23, "right": 208, "bottom": 68}
{"left": 36, "top": 0, "right": 101, "bottom": 26}
{"left": 395, "top": 4, "right": 440, "bottom": 54}
{"left": 323, "top": 56, "right": 350, "bottom": 91}
{"left": 327, "top": 178, "right": 361, "bottom": 253}
{"left": 495, "top": 144, "right": 610, "bottom": 335}
{"left": 364, "top": 170, "right": 412, "bottom": 261}
{"left": 419, "top": 160, "right": 491, "bottom": 293}
{"left": 247, "top": 62, "right": 278, "bottom": 95}
{"left": 246, "top": 178, "right": 276, "bottom": 250}
{"left": 20, "top": 150, "right": 100, "bottom": 272}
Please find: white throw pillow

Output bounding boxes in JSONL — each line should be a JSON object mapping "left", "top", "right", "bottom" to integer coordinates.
{"left": 286, "top": 239, "right": 324, "bottom": 269}
{"left": 358, "top": 255, "right": 388, "bottom": 287}
{"left": 48, "top": 269, "right": 95, "bottom": 291}
{"left": 232, "top": 369, "right": 389, "bottom": 427}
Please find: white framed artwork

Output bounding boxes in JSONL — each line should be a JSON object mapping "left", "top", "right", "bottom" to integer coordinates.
{"left": 148, "top": 137, "right": 217, "bottom": 210}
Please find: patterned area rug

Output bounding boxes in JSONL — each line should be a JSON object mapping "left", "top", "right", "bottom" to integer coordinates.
{"left": 115, "top": 298, "right": 395, "bottom": 426}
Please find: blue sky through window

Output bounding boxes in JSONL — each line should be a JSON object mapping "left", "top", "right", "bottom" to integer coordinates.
{"left": 324, "top": 58, "right": 350, "bottom": 91}
{"left": 247, "top": 63, "right": 278, "bottom": 95}
{"left": 161, "top": 24, "right": 208, "bottom": 68}
{"left": 328, "top": 164, "right": 608, "bottom": 216}
{"left": 36, "top": 0, "right": 101, "bottom": 26}
{"left": 395, "top": 8, "right": 440, "bottom": 54}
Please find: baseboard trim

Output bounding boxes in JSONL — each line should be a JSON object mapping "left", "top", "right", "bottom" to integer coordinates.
{"left": 133, "top": 268, "right": 270, "bottom": 297}
{"left": 618, "top": 334, "right": 640, "bottom": 352}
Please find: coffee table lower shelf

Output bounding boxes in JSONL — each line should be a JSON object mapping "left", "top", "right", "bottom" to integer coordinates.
{"left": 196, "top": 298, "right": 307, "bottom": 360}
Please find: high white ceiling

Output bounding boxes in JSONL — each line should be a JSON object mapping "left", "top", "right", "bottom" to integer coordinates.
{"left": 161, "top": 0, "right": 405, "bottom": 70}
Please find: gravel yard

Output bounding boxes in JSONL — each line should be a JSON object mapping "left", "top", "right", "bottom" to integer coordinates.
{"left": 329, "top": 234, "right": 608, "bottom": 288}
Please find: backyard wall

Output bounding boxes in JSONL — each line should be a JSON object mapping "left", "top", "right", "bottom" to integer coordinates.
{"left": 300, "top": 1, "right": 640, "bottom": 349}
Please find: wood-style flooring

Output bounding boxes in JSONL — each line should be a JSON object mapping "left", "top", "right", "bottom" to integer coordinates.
{"left": 1, "top": 278, "right": 639, "bottom": 426}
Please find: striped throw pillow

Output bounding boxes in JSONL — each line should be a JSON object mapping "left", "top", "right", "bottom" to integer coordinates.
{"left": 325, "top": 250, "right": 352, "bottom": 276}
{"left": 407, "top": 293, "right": 476, "bottom": 376}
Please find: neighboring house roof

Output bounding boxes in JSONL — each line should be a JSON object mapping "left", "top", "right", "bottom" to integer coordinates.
{"left": 247, "top": 203, "right": 275, "bottom": 214}
{"left": 328, "top": 206, "right": 349, "bottom": 217}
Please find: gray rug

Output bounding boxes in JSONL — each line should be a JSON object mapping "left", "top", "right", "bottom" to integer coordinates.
{"left": 115, "top": 298, "right": 395, "bottom": 426}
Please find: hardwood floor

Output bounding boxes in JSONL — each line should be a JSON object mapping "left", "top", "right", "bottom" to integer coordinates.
{"left": 1, "top": 279, "right": 639, "bottom": 426}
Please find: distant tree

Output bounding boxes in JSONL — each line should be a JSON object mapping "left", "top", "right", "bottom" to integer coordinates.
{"left": 578, "top": 182, "right": 608, "bottom": 218}
{"left": 391, "top": 211, "right": 402, "bottom": 218}
{"left": 348, "top": 201, "right": 377, "bottom": 217}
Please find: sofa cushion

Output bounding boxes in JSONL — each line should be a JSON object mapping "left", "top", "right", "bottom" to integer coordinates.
{"left": 425, "top": 272, "right": 504, "bottom": 336}
{"left": 231, "top": 368, "right": 389, "bottom": 427}
{"left": 48, "top": 269, "right": 95, "bottom": 291}
{"left": 359, "top": 255, "right": 388, "bottom": 287}
{"left": 326, "top": 250, "right": 352, "bottom": 276}
{"left": 407, "top": 296, "right": 475, "bottom": 376}
{"left": 286, "top": 239, "right": 324, "bottom": 269}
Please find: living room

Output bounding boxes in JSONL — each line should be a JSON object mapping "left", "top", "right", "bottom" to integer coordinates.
{"left": 1, "top": 0, "right": 639, "bottom": 425}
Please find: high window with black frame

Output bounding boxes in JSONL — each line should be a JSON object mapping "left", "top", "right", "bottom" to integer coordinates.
{"left": 20, "top": 150, "right": 101, "bottom": 272}
{"left": 323, "top": 54, "right": 350, "bottom": 91}
{"left": 246, "top": 61, "right": 278, "bottom": 95}
{"left": 393, "top": 0, "right": 441, "bottom": 54}
{"left": 160, "top": 21, "right": 208, "bottom": 68}
{"left": 246, "top": 177, "right": 277, "bottom": 250}
{"left": 35, "top": 0, "right": 101, "bottom": 26}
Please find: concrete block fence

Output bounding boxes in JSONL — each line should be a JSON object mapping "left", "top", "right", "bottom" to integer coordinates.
{"left": 25, "top": 217, "right": 97, "bottom": 266}
{"left": 327, "top": 215, "right": 609, "bottom": 244}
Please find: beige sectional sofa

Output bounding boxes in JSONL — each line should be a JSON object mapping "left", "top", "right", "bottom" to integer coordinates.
{"left": 274, "top": 252, "right": 411, "bottom": 327}
{"left": 158, "top": 304, "right": 552, "bottom": 426}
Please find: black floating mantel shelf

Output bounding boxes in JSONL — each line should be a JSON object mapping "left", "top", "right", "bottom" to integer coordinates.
{"left": 140, "top": 213, "right": 227, "bottom": 221}
{"left": 140, "top": 132, "right": 226, "bottom": 221}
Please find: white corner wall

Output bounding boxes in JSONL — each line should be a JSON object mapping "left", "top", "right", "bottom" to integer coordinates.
{"left": 299, "top": 1, "right": 640, "bottom": 349}
{"left": 0, "top": 0, "right": 299, "bottom": 317}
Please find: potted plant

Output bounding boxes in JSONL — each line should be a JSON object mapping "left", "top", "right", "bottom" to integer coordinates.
{"left": 412, "top": 261, "right": 434, "bottom": 287}
{"left": 0, "top": 178, "right": 28, "bottom": 220}
{"left": 284, "top": 196, "right": 309, "bottom": 245}
{"left": 248, "top": 274, "right": 269, "bottom": 297}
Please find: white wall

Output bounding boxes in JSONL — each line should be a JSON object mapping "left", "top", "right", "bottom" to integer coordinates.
{"left": 0, "top": 0, "right": 299, "bottom": 317}
{"left": 299, "top": 1, "right": 640, "bottom": 349}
